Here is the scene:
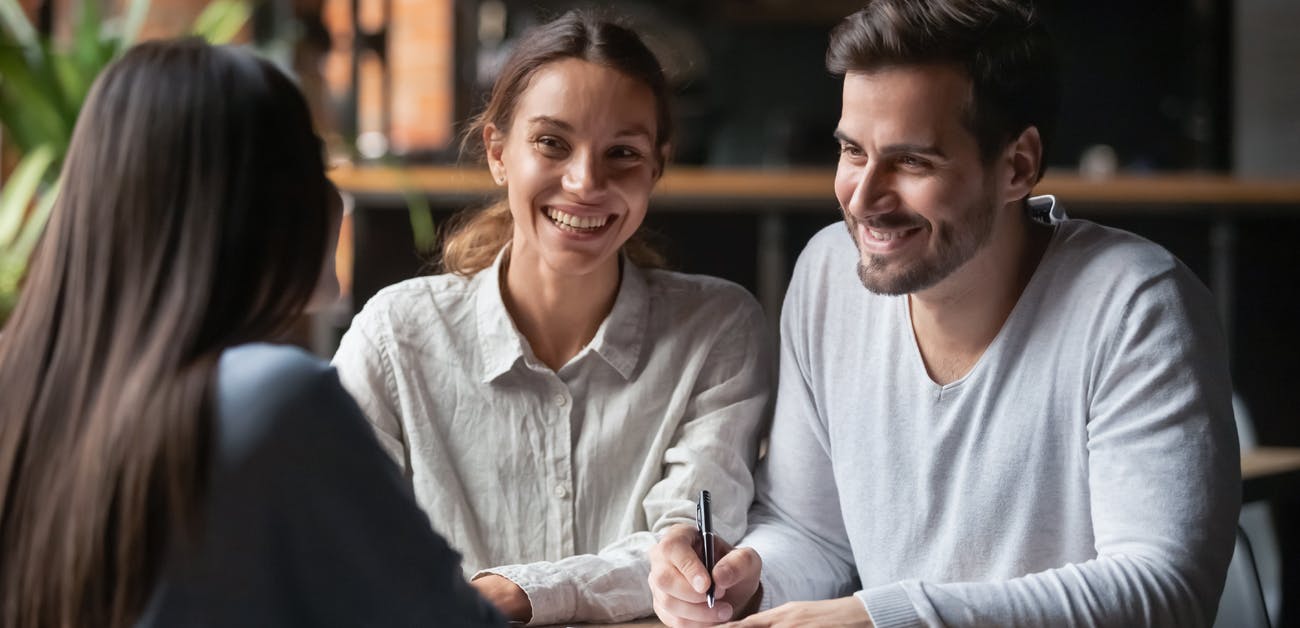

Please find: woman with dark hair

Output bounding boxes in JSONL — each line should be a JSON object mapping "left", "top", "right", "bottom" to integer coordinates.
{"left": 0, "top": 39, "right": 501, "bottom": 628}
{"left": 332, "top": 10, "right": 772, "bottom": 626}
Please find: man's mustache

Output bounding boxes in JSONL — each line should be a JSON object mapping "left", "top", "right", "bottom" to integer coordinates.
{"left": 842, "top": 209, "right": 927, "bottom": 232}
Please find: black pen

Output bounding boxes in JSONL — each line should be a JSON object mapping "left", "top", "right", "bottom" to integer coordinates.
{"left": 695, "top": 490, "right": 716, "bottom": 608}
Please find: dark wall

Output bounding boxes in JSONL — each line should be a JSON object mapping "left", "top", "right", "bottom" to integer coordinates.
{"left": 470, "top": 0, "right": 1231, "bottom": 170}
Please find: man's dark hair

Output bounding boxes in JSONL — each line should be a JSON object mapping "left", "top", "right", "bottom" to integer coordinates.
{"left": 827, "top": 0, "right": 1059, "bottom": 180}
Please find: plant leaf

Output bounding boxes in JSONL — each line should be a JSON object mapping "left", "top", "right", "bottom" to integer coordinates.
{"left": 6, "top": 176, "right": 58, "bottom": 263}
{"left": 72, "top": 0, "right": 103, "bottom": 73}
{"left": 191, "top": 1, "right": 251, "bottom": 45}
{"left": 118, "top": 0, "right": 152, "bottom": 50}
{"left": 0, "top": 169, "right": 58, "bottom": 325}
{"left": 0, "top": 0, "right": 38, "bottom": 48}
{"left": 48, "top": 48, "right": 93, "bottom": 114}
{"left": 0, "top": 91, "right": 49, "bottom": 153}
{"left": 0, "top": 144, "right": 56, "bottom": 248}
{"left": 403, "top": 188, "right": 437, "bottom": 254}
{"left": 0, "top": 166, "right": 57, "bottom": 326}
{"left": 0, "top": 44, "right": 73, "bottom": 147}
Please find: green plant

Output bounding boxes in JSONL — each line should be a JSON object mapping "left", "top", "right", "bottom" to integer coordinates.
{"left": 0, "top": 0, "right": 250, "bottom": 324}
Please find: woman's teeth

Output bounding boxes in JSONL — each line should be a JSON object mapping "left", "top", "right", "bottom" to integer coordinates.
{"left": 546, "top": 207, "right": 611, "bottom": 230}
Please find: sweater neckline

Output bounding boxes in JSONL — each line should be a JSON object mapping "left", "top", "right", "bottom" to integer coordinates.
{"left": 901, "top": 222, "right": 1066, "bottom": 397}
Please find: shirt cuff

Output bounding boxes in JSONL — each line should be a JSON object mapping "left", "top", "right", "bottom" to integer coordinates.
{"left": 860, "top": 583, "right": 923, "bottom": 628}
{"left": 475, "top": 564, "right": 574, "bottom": 626}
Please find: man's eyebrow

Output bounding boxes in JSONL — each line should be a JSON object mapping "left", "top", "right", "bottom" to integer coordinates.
{"left": 832, "top": 129, "right": 858, "bottom": 146}
{"left": 833, "top": 131, "right": 947, "bottom": 160}
{"left": 881, "top": 143, "right": 948, "bottom": 159}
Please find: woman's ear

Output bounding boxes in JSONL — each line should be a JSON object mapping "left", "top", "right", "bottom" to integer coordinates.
{"left": 484, "top": 123, "right": 507, "bottom": 185}
{"left": 653, "top": 144, "right": 672, "bottom": 180}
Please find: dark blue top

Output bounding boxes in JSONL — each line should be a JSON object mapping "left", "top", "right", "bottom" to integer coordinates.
{"left": 139, "top": 344, "right": 503, "bottom": 627}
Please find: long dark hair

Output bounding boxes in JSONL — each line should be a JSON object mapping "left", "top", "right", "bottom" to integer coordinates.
{"left": 441, "top": 9, "right": 671, "bottom": 276}
{"left": 0, "top": 39, "right": 331, "bottom": 627}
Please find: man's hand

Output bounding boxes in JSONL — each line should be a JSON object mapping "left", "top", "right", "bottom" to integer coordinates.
{"left": 724, "top": 597, "right": 873, "bottom": 627}
{"left": 470, "top": 574, "right": 532, "bottom": 622}
{"left": 649, "top": 523, "right": 763, "bottom": 627}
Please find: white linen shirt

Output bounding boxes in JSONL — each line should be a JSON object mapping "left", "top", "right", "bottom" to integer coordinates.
{"left": 332, "top": 251, "right": 772, "bottom": 625}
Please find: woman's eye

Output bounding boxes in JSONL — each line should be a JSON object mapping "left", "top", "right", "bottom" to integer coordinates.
{"left": 608, "top": 146, "right": 643, "bottom": 161}
{"left": 533, "top": 136, "right": 568, "bottom": 155}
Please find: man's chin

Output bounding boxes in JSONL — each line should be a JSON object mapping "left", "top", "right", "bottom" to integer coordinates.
{"left": 856, "top": 260, "right": 940, "bottom": 296}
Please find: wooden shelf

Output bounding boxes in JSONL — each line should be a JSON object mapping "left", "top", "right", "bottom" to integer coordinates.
{"left": 1241, "top": 447, "right": 1300, "bottom": 503}
{"left": 1242, "top": 447, "right": 1300, "bottom": 481}
{"left": 330, "top": 165, "right": 1300, "bottom": 211}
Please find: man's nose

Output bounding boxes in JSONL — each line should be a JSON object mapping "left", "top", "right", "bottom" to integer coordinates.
{"left": 844, "top": 163, "right": 895, "bottom": 220}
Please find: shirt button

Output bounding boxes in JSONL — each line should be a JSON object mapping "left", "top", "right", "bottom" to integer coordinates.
{"left": 553, "top": 483, "right": 569, "bottom": 499}
{"left": 554, "top": 394, "right": 568, "bottom": 407}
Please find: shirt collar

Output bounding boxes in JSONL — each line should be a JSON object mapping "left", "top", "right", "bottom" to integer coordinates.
{"left": 586, "top": 256, "right": 649, "bottom": 381}
{"left": 474, "top": 249, "right": 649, "bottom": 383}
{"left": 475, "top": 247, "right": 529, "bottom": 383}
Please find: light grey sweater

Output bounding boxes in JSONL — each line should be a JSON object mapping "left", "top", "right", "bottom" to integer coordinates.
{"left": 743, "top": 216, "right": 1239, "bottom": 627}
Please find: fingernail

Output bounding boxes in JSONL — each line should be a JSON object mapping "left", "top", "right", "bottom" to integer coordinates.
{"left": 717, "top": 604, "right": 732, "bottom": 621}
{"left": 692, "top": 576, "right": 707, "bottom": 592}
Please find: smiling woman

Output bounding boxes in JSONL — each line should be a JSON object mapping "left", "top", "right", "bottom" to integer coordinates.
{"left": 332, "top": 10, "right": 774, "bottom": 626}
{"left": 441, "top": 11, "right": 673, "bottom": 279}
{"left": 485, "top": 57, "right": 660, "bottom": 298}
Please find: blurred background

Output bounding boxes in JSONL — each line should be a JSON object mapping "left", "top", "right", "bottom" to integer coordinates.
{"left": 2, "top": 0, "right": 1298, "bottom": 625}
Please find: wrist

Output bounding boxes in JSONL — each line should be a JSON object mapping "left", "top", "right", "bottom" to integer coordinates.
{"left": 472, "top": 574, "right": 533, "bottom": 622}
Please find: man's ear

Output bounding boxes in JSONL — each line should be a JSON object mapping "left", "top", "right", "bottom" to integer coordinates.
{"left": 1002, "top": 125, "right": 1043, "bottom": 204}
{"left": 484, "top": 123, "right": 507, "bottom": 185}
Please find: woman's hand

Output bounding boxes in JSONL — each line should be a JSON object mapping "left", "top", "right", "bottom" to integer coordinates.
{"left": 471, "top": 574, "right": 533, "bottom": 622}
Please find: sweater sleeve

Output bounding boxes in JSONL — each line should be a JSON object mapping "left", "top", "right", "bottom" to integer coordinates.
{"left": 741, "top": 252, "right": 861, "bottom": 610}
{"left": 480, "top": 294, "right": 774, "bottom": 625}
{"left": 864, "top": 267, "right": 1240, "bottom": 628}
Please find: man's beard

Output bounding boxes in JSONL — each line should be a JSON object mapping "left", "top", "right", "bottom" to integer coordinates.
{"left": 846, "top": 195, "right": 998, "bottom": 295}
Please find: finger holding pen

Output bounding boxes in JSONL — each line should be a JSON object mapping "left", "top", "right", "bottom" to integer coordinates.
{"left": 649, "top": 524, "right": 764, "bottom": 626}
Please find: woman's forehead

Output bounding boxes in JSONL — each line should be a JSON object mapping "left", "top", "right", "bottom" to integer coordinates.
{"left": 511, "top": 59, "right": 658, "bottom": 139}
